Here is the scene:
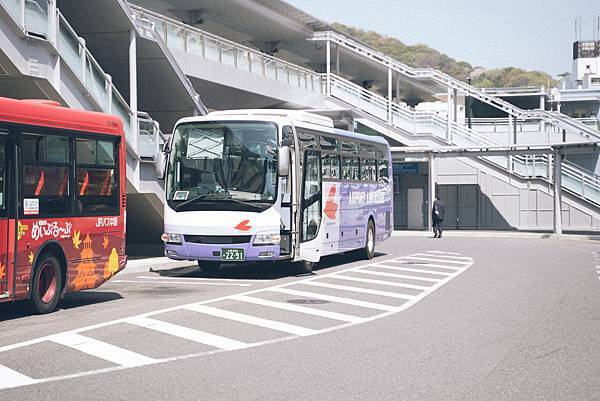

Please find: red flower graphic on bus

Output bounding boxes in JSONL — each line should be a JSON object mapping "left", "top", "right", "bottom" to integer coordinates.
{"left": 235, "top": 220, "right": 252, "bottom": 231}
{"left": 324, "top": 186, "right": 338, "bottom": 220}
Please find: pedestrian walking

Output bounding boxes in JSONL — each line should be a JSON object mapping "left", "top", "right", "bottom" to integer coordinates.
{"left": 432, "top": 195, "right": 445, "bottom": 238}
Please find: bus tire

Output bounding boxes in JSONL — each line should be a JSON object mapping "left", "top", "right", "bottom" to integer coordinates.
{"left": 297, "top": 260, "right": 314, "bottom": 274}
{"left": 198, "top": 261, "right": 220, "bottom": 275}
{"left": 30, "top": 254, "right": 62, "bottom": 314}
{"left": 360, "top": 220, "right": 376, "bottom": 260}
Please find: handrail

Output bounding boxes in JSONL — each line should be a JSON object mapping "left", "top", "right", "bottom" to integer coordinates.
{"left": 128, "top": 6, "right": 207, "bottom": 115}
{"left": 313, "top": 31, "right": 600, "bottom": 141}
{"left": 129, "top": 4, "right": 322, "bottom": 94}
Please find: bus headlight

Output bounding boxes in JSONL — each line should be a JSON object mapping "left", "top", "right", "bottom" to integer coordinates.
{"left": 253, "top": 233, "right": 281, "bottom": 246}
{"left": 161, "top": 233, "right": 183, "bottom": 245}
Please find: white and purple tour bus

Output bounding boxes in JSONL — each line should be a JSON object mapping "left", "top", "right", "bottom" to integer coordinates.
{"left": 161, "top": 110, "right": 393, "bottom": 274}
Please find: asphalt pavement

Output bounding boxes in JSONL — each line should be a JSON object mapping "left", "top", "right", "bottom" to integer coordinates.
{"left": 1, "top": 234, "right": 599, "bottom": 401}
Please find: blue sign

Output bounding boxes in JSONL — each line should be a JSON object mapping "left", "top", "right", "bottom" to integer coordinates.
{"left": 393, "top": 162, "right": 419, "bottom": 174}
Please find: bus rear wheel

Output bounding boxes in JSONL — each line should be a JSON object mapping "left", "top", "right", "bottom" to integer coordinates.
{"left": 198, "top": 261, "right": 220, "bottom": 275}
{"left": 30, "top": 254, "right": 62, "bottom": 314}
{"left": 359, "top": 220, "right": 376, "bottom": 260}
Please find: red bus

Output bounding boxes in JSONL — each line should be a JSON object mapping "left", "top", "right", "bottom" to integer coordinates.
{"left": 0, "top": 97, "right": 127, "bottom": 314}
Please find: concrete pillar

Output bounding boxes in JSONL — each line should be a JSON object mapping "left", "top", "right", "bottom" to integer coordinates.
{"left": 395, "top": 72, "right": 400, "bottom": 103}
{"left": 387, "top": 68, "right": 392, "bottom": 123}
{"left": 129, "top": 29, "right": 138, "bottom": 151}
{"left": 553, "top": 147, "right": 563, "bottom": 235}
{"left": 335, "top": 44, "right": 340, "bottom": 75}
{"left": 428, "top": 152, "right": 436, "bottom": 232}
{"left": 48, "top": 0, "right": 57, "bottom": 46}
{"left": 446, "top": 87, "right": 455, "bottom": 142}
{"left": 326, "top": 40, "right": 331, "bottom": 96}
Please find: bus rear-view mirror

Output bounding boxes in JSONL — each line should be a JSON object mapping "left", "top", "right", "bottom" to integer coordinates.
{"left": 278, "top": 146, "right": 290, "bottom": 177}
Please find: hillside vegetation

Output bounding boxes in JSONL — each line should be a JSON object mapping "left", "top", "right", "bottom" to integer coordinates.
{"left": 332, "top": 23, "right": 557, "bottom": 88}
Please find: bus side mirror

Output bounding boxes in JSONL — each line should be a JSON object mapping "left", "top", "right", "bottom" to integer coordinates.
{"left": 277, "top": 146, "right": 290, "bottom": 177}
{"left": 156, "top": 152, "right": 167, "bottom": 180}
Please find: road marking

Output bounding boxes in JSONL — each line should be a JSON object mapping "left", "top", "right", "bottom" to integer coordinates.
{"left": 126, "top": 316, "right": 248, "bottom": 351}
{"left": 400, "top": 256, "right": 470, "bottom": 266}
{"left": 232, "top": 295, "right": 364, "bottom": 323}
{"left": 383, "top": 260, "right": 463, "bottom": 270}
{"left": 182, "top": 304, "right": 318, "bottom": 336}
{"left": 270, "top": 287, "right": 396, "bottom": 311}
{"left": 373, "top": 263, "right": 453, "bottom": 277}
{"left": 111, "top": 280, "right": 251, "bottom": 287}
{"left": 302, "top": 280, "right": 414, "bottom": 300}
{"left": 50, "top": 333, "right": 156, "bottom": 367}
{"left": 416, "top": 253, "right": 473, "bottom": 261}
{"left": 0, "top": 365, "right": 37, "bottom": 390}
{"left": 427, "top": 251, "right": 460, "bottom": 255}
{"left": 356, "top": 268, "right": 440, "bottom": 283}
{"left": 330, "top": 274, "right": 429, "bottom": 291}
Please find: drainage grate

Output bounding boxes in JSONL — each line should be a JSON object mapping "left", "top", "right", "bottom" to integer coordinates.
{"left": 287, "top": 299, "right": 330, "bottom": 305}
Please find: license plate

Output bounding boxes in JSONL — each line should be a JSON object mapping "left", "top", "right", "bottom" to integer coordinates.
{"left": 221, "top": 248, "right": 245, "bottom": 261}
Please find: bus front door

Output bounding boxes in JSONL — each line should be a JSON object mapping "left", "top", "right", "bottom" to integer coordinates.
{"left": 298, "top": 150, "right": 323, "bottom": 262}
{"left": 0, "top": 138, "right": 8, "bottom": 296}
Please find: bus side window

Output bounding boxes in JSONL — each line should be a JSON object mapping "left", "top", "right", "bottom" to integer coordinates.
{"left": 322, "top": 154, "right": 340, "bottom": 179}
{"left": 361, "top": 159, "right": 377, "bottom": 182}
{"left": 21, "top": 133, "right": 71, "bottom": 216}
{"left": 378, "top": 159, "right": 389, "bottom": 180}
{"left": 76, "top": 139, "right": 119, "bottom": 215}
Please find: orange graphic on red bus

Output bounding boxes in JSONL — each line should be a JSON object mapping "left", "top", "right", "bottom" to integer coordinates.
{"left": 235, "top": 220, "right": 252, "bottom": 231}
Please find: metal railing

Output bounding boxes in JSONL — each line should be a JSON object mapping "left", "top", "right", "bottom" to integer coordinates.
{"left": 0, "top": 0, "right": 170, "bottom": 163}
{"left": 313, "top": 31, "right": 600, "bottom": 142}
{"left": 328, "top": 73, "right": 600, "bottom": 205}
{"left": 129, "top": 4, "right": 323, "bottom": 94}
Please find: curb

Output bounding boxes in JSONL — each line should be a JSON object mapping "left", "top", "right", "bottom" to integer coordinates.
{"left": 391, "top": 230, "right": 600, "bottom": 242}
{"left": 118, "top": 257, "right": 196, "bottom": 276}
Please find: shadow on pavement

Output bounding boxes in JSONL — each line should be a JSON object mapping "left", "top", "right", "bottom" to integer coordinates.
{"left": 155, "top": 251, "right": 389, "bottom": 280}
{"left": 0, "top": 291, "right": 123, "bottom": 322}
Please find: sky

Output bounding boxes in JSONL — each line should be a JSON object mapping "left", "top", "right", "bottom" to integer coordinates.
{"left": 285, "top": 0, "right": 600, "bottom": 76}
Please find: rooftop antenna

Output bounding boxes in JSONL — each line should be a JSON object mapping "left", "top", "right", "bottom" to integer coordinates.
{"left": 575, "top": 17, "right": 582, "bottom": 41}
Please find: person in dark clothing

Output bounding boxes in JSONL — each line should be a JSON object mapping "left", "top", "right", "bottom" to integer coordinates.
{"left": 432, "top": 195, "right": 445, "bottom": 238}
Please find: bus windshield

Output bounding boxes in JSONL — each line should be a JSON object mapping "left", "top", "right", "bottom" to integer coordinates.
{"left": 167, "top": 121, "right": 278, "bottom": 211}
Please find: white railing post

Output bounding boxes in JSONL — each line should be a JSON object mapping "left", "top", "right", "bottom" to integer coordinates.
{"left": 48, "top": 0, "right": 57, "bottom": 46}
{"left": 20, "top": 0, "right": 25, "bottom": 27}
{"left": 326, "top": 40, "right": 331, "bottom": 96}
{"left": 553, "top": 147, "right": 563, "bottom": 235}
{"left": 387, "top": 67, "right": 392, "bottom": 124}
{"left": 79, "top": 37, "right": 86, "bottom": 84}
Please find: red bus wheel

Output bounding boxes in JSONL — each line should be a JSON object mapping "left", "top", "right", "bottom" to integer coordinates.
{"left": 30, "top": 255, "right": 62, "bottom": 314}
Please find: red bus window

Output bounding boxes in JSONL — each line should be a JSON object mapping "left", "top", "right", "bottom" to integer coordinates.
{"left": 76, "top": 138, "right": 118, "bottom": 215}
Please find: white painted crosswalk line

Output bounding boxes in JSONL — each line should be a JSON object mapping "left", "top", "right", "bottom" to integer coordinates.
{"left": 400, "top": 256, "right": 470, "bottom": 266}
{"left": 385, "top": 260, "right": 464, "bottom": 270}
{"left": 303, "top": 281, "right": 414, "bottom": 300}
{"left": 332, "top": 274, "right": 430, "bottom": 291}
{"left": 50, "top": 333, "right": 156, "bottom": 368}
{"left": 126, "top": 316, "right": 248, "bottom": 351}
{"left": 182, "top": 304, "right": 317, "bottom": 336}
{"left": 374, "top": 263, "right": 453, "bottom": 277}
{"left": 232, "top": 295, "right": 364, "bottom": 323}
{"left": 0, "top": 364, "right": 36, "bottom": 390}
{"left": 427, "top": 251, "right": 460, "bottom": 255}
{"left": 271, "top": 288, "right": 396, "bottom": 311}
{"left": 356, "top": 268, "right": 441, "bottom": 283}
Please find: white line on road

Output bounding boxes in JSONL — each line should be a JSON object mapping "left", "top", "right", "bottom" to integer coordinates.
{"left": 330, "top": 274, "right": 429, "bottom": 291}
{"left": 400, "top": 256, "right": 471, "bottom": 266}
{"left": 427, "top": 251, "right": 461, "bottom": 255}
{"left": 126, "top": 316, "right": 249, "bottom": 351}
{"left": 373, "top": 263, "right": 453, "bottom": 277}
{"left": 232, "top": 295, "right": 364, "bottom": 323}
{"left": 383, "top": 260, "right": 464, "bottom": 270}
{"left": 302, "top": 280, "right": 414, "bottom": 300}
{"left": 135, "top": 276, "right": 270, "bottom": 282}
{"left": 182, "top": 304, "right": 318, "bottom": 336}
{"left": 356, "top": 268, "right": 440, "bottom": 283}
{"left": 50, "top": 333, "right": 156, "bottom": 367}
{"left": 417, "top": 253, "right": 473, "bottom": 261}
{"left": 111, "top": 280, "right": 251, "bottom": 287}
{"left": 270, "top": 287, "right": 396, "bottom": 311}
{"left": 0, "top": 364, "right": 37, "bottom": 390}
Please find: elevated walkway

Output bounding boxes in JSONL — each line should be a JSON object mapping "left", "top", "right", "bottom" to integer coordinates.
{"left": 0, "top": 0, "right": 170, "bottom": 245}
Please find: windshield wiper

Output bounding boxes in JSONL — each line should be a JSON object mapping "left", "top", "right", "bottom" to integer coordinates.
{"left": 218, "top": 198, "right": 264, "bottom": 211}
{"left": 172, "top": 194, "right": 216, "bottom": 211}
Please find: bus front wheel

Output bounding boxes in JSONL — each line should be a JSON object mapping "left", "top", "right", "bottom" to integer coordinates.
{"left": 30, "top": 254, "right": 62, "bottom": 314}
{"left": 198, "top": 261, "right": 220, "bottom": 275}
{"left": 296, "top": 260, "right": 314, "bottom": 275}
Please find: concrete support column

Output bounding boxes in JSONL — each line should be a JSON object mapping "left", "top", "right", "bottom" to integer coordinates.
{"left": 387, "top": 68, "right": 392, "bottom": 123}
{"left": 335, "top": 44, "right": 340, "bottom": 75}
{"left": 446, "top": 87, "right": 456, "bottom": 142}
{"left": 129, "top": 29, "right": 139, "bottom": 152}
{"left": 553, "top": 147, "right": 563, "bottom": 235}
{"left": 395, "top": 72, "right": 400, "bottom": 104}
{"left": 326, "top": 40, "right": 331, "bottom": 96}
{"left": 48, "top": 0, "right": 57, "bottom": 46}
{"left": 428, "top": 152, "right": 436, "bottom": 232}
